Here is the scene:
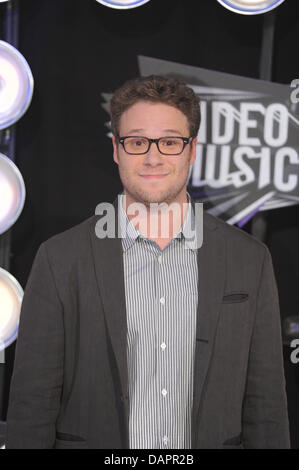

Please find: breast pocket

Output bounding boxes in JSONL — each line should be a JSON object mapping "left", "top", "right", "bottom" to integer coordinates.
{"left": 54, "top": 432, "right": 88, "bottom": 449}
{"left": 222, "top": 292, "right": 249, "bottom": 304}
{"left": 214, "top": 292, "right": 252, "bottom": 370}
{"left": 219, "top": 292, "right": 251, "bottom": 332}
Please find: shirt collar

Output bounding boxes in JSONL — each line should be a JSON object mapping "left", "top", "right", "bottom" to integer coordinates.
{"left": 119, "top": 192, "right": 198, "bottom": 252}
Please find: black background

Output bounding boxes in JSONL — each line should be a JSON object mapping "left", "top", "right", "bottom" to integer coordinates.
{"left": 1, "top": 0, "right": 299, "bottom": 447}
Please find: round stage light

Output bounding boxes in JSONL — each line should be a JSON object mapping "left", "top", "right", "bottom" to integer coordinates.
{"left": 95, "top": 0, "right": 151, "bottom": 9}
{"left": 0, "top": 268, "right": 23, "bottom": 351}
{"left": 0, "top": 40, "right": 34, "bottom": 130}
{"left": 0, "top": 153, "right": 26, "bottom": 235}
{"left": 216, "top": 0, "right": 286, "bottom": 15}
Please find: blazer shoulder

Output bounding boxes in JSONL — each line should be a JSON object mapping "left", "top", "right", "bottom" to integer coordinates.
{"left": 41, "top": 215, "right": 97, "bottom": 259}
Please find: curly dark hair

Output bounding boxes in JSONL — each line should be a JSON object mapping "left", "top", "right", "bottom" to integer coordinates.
{"left": 110, "top": 75, "right": 201, "bottom": 138}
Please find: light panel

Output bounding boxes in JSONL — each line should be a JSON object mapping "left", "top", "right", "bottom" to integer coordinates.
{"left": 95, "top": 0, "right": 151, "bottom": 10}
{"left": 0, "top": 152, "right": 26, "bottom": 235}
{"left": 216, "top": 0, "right": 286, "bottom": 15}
{"left": 0, "top": 40, "right": 34, "bottom": 130}
{"left": 0, "top": 267, "right": 23, "bottom": 351}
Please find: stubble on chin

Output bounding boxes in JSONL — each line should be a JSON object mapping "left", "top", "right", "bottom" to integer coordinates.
{"left": 123, "top": 180, "right": 188, "bottom": 208}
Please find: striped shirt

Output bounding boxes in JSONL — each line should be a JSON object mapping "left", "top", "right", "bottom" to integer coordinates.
{"left": 119, "top": 195, "right": 198, "bottom": 449}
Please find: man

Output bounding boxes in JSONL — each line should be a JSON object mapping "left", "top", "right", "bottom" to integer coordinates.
{"left": 6, "top": 76, "right": 290, "bottom": 449}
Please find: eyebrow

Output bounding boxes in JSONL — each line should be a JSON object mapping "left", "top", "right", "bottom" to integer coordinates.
{"left": 124, "top": 129, "right": 184, "bottom": 135}
{"left": 163, "top": 129, "right": 184, "bottom": 135}
{"left": 125, "top": 129, "right": 145, "bottom": 134}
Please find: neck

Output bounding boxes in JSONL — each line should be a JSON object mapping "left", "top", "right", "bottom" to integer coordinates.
{"left": 123, "top": 192, "right": 189, "bottom": 244}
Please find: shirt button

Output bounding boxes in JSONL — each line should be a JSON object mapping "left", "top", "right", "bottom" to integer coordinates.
{"left": 160, "top": 343, "right": 166, "bottom": 350}
{"left": 163, "top": 436, "right": 169, "bottom": 445}
{"left": 158, "top": 255, "right": 162, "bottom": 264}
{"left": 161, "top": 388, "right": 167, "bottom": 397}
{"left": 160, "top": 297, "right": 165, "bottom": 305}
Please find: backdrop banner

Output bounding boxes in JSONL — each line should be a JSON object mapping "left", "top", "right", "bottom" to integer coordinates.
{"left": 102, "top": 56, "right": 299, "bottom": 227}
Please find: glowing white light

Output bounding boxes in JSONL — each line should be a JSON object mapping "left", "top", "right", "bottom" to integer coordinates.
{"left": 0, "top": 281, "right": 14, "bottom": 330}
{"left": 0, "top": 176, "right": 14, "bottom": 221}
{"left": 0, "top": 58, "right": 20, "bottom": 113}
{"left": 216, "top": 0, "right": 286, "bottom": 15}
{"left": 95, "top": 0, "right": 151, "bottom": 10}
{"left": 0, "top": 153, "right": 26, "bottom": 235}
{"left": 0, "top": 268, "right": 23, "bottom": 351}
{"left": 0, "top": 41, "right": 34, "bottom": 130}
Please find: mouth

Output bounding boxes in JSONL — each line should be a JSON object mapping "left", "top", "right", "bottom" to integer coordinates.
{"left": 140, "top": 174, "right": 169, "bottom": 179}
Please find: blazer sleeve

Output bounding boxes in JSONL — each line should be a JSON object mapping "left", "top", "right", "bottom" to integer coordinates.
{"left": 6, "top": 243, "right": 64, "bottom": 449}
{"left": 242, "top": 246, "right": 290, "bottom": 448}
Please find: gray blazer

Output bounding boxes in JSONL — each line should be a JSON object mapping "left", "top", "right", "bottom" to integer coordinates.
{"left": 6, "top": 199, "right": 290, "bottom": 449}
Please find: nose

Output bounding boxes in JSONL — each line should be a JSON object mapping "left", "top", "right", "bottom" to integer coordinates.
{"left": 143, "top": 141, "right": 164, "bottom": 166}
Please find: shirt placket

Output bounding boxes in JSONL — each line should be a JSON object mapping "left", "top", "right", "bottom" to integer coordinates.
{"left": 155, "top": 246, "right": 172, "bottom": 449}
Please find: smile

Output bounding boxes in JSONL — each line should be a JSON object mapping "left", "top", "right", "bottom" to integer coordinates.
{"left": 140, "top": 174, "right": 169, "bottom": 179}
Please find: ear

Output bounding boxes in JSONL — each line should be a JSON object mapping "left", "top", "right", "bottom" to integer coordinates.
{"left": 112, "top": 135, "right": 119, "bottom": 165}
{"left": 189, "top": 137, "right": 197, "bottom": 166}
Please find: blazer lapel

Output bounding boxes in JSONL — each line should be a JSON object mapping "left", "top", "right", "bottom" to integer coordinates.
{"left": 89, "top": 202, "right": 129, "bottom": 430}
{"left": 192, "top": 212, "right": 226, "bottom": 446}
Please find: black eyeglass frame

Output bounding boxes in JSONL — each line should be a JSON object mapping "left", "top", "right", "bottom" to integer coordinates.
{"left": 117, "top": 136, "right": 194, "bottom": 155}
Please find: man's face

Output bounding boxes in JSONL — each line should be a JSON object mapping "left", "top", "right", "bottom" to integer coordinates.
{"left": 112, "top": 101, "right": 197, "bottom": 207}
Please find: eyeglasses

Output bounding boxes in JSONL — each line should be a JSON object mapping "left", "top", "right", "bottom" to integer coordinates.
{"left": 118, "top": 136, "right": 193, "bottom": 155}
